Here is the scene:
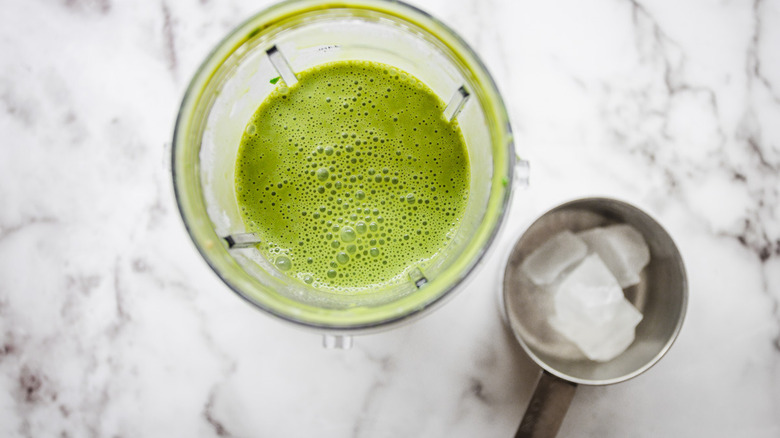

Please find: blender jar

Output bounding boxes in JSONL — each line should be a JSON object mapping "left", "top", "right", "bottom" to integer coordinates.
{"left": 173, "top": 0, "right": 517, "bottom": 336}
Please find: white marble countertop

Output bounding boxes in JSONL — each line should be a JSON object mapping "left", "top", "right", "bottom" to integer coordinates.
{"left": 1, "top": 0, "right": 779, "bottom": 436}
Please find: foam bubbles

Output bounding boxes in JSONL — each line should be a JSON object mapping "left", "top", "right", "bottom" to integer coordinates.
{"left": 275, "top": 256, "right": 292, "bottom": 271}
{"left": 336, "top": 252, "right": 350, "bottom": 264}
{"left": 235, "top": 60, "right": 470, "bottom": 292}
{"left": 316, "top": 168, "right": 329, "bottom": 181}
{"left": 356, "top": 221, "right": 367, "bottom": 234}
{"left": 340, "top": 226, "right": 356, "bottom": 242}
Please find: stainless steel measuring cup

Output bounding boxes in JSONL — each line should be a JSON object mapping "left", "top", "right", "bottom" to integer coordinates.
{"left": 502, "top": 198, "right": 688, "bottom": 437}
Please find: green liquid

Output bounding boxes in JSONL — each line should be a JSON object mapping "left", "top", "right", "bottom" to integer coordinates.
{"left": 235, "top": 60, "right": 470, "bottom": 292}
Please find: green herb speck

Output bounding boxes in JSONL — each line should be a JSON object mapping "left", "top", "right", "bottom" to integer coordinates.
{"left": 270, "top": 76, "right": 281, "bottom": 84}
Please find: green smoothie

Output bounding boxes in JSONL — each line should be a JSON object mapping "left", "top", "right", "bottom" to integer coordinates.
{"left": 235, "top": 60, "right": 470, "bottom": 292}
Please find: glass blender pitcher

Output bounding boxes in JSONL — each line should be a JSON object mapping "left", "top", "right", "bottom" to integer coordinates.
{"left": 172, "top": 0, "right": 519, "bottom": 343}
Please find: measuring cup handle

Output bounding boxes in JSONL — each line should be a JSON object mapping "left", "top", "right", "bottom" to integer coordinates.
{"left": 515, "top": 370, "right": 578, "bottom": 438}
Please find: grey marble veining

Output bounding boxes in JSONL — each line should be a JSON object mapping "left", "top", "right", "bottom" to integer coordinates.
{"left": 1, "top": 0, "right": 779, "bottom": 437}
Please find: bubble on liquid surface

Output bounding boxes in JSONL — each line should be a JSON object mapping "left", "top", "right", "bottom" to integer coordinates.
{"left": 316, "top": 168, "right": 329, "bottom": 181}
{"left": 336, "top": 252, "right": 350, "bottom": 264}
{"left": 275, "top": 256, "right": 292, "bottom": 271}
{"left": 355, "top": 221, "right": 367, "bottom": 234}
{"left": 340, "top": 226, "right": 356, "bottom": 242}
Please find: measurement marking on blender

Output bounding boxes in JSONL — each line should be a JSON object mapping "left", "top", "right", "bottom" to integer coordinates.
{"left": 266, "top": 45, "right": 298, "bottom": 86}
{"left": 515, "top": 157, "right": 531, "bottom": 187}
{"left": 322, "top": 335, "right": 353, "bottom": 349}
{"left": 443, "top": 85, "right": 470, "bottom": 122}
{"left": 223, "top": 233, "right": 262, "bottom": 249}
{"left": 409, "top": 267, "right": 428, "bottom": 288}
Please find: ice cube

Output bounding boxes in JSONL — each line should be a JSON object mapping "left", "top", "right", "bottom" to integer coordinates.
{"left": 577, "top": 224, "right": 650, "bottom": 288}
{"left": 521, "top": 230, "right": 588, "bottom": 285}
{"left": 549, "top": 254, "right": 643, "bottom": 362}
{"left": 550, "top": 299, "right": 642, "bottom": 362}
{"left": 555, "top": 254, "right": 624, "bottom": 325}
